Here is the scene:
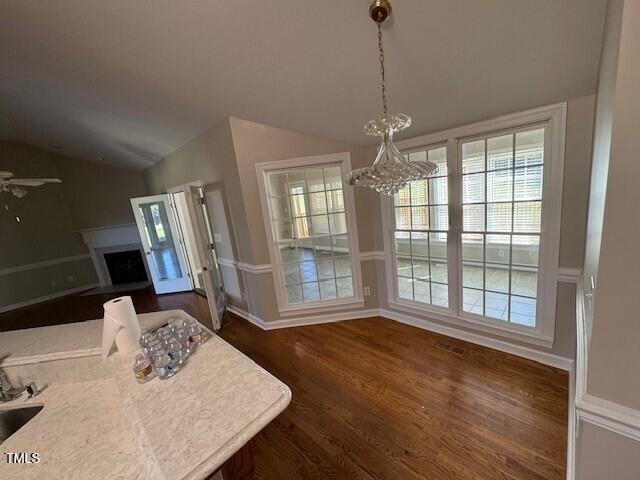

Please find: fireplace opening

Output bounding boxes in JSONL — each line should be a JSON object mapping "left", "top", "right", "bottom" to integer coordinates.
{"left": 104, "top": 250, "right": 148, "bottom": 285}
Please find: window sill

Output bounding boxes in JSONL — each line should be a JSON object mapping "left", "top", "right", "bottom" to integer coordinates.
{"left": 387, "top": 299, "right": 554, "bottom": 348}
{"left": 279, "top": 297, "right": 365, "bottom": 317}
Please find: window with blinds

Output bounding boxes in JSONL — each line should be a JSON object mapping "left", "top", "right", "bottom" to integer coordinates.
{"left": 461, "top": 127, "right": 544, "bottom": 326}
{"left": 385, "top": 105, "right": 564, "bottom": 342}
{"left": 392, "top": 146, "right": 449, "bottom": 307}
{"left": 388, "top": 121, "right": 556, "bottom": 333}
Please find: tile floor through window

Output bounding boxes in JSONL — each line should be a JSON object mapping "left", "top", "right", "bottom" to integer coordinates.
{"left": 397, "top": 260, "right": 536, "bottom": 326}
{"left": 281, "top": 247, "right": 353, "bottom": 304}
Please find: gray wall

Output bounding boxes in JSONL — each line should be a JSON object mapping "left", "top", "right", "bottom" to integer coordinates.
{"left": 229, "top": 117, "right": 379, "bottom": 264}
{"left": 144, "top": 116, "right": 383, "bottom": 322}
{"left": 587, "top": 0, "right": 640, "bottom": 411}
{"left": 149, "top": 94, "right": 595, "bottom": 360}
{"left": 561, "top": 95, "right": 598, "bottom": 270}
{"left": 1, "top": 142, "right": 88, "bottom": 269}
{"left": 0, "top": 141, "right": 148, "bottom": 310}
{"left": 143, "top": 119, "right": 250, "bottom": 311}
{"left": 575, "top": 2, "right": 640, "bottom": 478}
{"left": 576, "top": 421, "right": 640, "bottom": 480}
{"left": 582, "top": 0, "right": 624, "bottom": 342}
{"left": 56, "top": 155, "right": 148, "bottom": 230}
{"left": 228, "top": 117, "right": 380, "bottom": 321}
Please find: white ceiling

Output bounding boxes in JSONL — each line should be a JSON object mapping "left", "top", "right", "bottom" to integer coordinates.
{"left": 0, "top": 0, "right": 607, "bottom": 169}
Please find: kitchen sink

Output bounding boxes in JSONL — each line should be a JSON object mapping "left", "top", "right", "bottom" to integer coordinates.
{"left": 0, "top": 406, "right": 43, "bottom": 444}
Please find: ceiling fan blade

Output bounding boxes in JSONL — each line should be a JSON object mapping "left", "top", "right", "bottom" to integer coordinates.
{"left": 0, "top": 171, "right": 14, "bottom": 180}
{"left": 9, "top": 178, "right": 62, "bottom": 186}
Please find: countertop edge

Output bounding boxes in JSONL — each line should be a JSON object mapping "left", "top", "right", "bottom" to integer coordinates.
{"left": 0, "top": 348, "right": 103, "bottom": 367}
{"left": 0, "top": 311, "right": 293, "bottom": 480}
{"left": 184, "top": 384, "right": 292, "bottom": 480}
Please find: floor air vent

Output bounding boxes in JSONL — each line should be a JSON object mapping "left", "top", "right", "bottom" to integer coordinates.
{"left": 435, "top": 341, "right": 466, "bottom": 357}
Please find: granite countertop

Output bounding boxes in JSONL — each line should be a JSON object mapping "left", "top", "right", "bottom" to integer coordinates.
{"left": 0, "top": 311, "right": 291, "bottom": 479}
{"left": 0, "top": 310, "right": 182, "bottom": 367}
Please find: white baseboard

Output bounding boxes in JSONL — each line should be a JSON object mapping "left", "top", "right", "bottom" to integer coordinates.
{"left": 379, "top": 307, "right": 573, "bottom": 371}
{"left": 226, "top": 305, "right": 573, "bottom": 371}
{"left": 263, "top": 308, "right": 380, "bottom": 329}
{"left": 226, "top": 304, "right": 379, "bottom": 330}
{"left": 0, "top": 283, "right": 99, "bottom": 314}
{"left": 226, "top": 305, "right": 267, "bottom": 328}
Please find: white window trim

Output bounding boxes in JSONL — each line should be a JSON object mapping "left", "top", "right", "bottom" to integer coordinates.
{"left": 381, "top": 103, "right": 566, "bottom": 347}
{"left": 256, "top": 152, "right": 364, "bottom": 316}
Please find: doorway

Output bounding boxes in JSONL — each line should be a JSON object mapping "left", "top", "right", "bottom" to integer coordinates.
{"left": 171, "top": 190, "right": 206, "bottom": 296}
{"left": 130, "top": 183, "right": 225, "bottom": 330}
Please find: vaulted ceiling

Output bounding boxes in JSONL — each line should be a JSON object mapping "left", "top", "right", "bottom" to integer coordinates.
{"left": 0, "top": 0, "right": 607, "bottom": 169}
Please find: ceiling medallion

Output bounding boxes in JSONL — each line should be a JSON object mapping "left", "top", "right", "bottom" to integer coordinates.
{"left": 347, "top": 0, "right": 438, "bottom": 195}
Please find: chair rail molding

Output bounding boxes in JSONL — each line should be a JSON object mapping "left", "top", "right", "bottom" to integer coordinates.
{"left": 576, "top": 394, "right": 640, "bottom": 442}
{"left": 237, "top": 262, "right": 272, "bottom": 274}
{"left": 0, "top": 253, "right": 92, "bottom": 276}
{"left": 360, "top": 251, "right": 385, "bottom": 262}
{"left": 217, "top": 257, "right": 237, "bottom": 270}
{"left": 557, "top": 267, "right": 581, "bottom": 284}
{"left": 217, "top": 257, "right": 272, "bottom": 274}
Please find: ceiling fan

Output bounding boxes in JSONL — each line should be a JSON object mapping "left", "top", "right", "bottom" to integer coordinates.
{"left": 0, "top": 171, "right": 62, "bottom": 198}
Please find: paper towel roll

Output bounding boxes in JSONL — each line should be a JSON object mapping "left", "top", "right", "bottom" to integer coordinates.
{"left": 102, "top": 296, "right": 141, "bottom": 359}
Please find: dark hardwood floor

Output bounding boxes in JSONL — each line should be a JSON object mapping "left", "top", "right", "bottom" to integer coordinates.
{"left": 219, "top": 313, "right": 568, "bottom": 480}
{"left": 1, "top": 288, "right": 568, "bottom": 479}
{"left": 0, "top": 286, "right": 212, "bottom": 332}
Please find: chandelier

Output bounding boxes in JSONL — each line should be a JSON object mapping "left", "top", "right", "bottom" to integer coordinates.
{"left": 347, "top": 0, "right": 438, "bottom": 195}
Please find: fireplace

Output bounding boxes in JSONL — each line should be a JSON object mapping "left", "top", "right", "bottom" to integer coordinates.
{"left": 76, "top": 223, "right": 152, "bottom": 287}
{"left": 104, "top": 250, "right": 148, "bottom": 284}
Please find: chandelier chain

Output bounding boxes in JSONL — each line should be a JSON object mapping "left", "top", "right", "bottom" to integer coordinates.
{"left": 377, "top": 20, "right": 387, "bottom": 115}
{"left": 348, "top": 0, "right": 439, "bottom": 194}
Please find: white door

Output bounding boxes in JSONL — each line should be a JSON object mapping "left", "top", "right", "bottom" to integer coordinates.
{"left": 131, "top": 195, "right": 193, "bottom": 294}
{"left": 184, "top": 185, "right": 225, "bottom": 330}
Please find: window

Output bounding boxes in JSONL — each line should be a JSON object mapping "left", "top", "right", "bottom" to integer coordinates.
{"left": 461, "top": 128, "right": 544, "bottom": 327}
{"left": 150, "top": 204, "right": 167, "bottom": 242}
{"left": 258, "top": 153, "right": 363, "bottom": 313}
{"left": 393, "top": 147, "right": 449, "bottom": 307}
{"left": 385, "top": 104, "right": 565, "bottom": 345}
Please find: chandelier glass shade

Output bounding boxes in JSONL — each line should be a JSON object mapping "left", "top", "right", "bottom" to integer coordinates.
{"left": 347, "top": 0, "right": 438, "bottom": 195}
